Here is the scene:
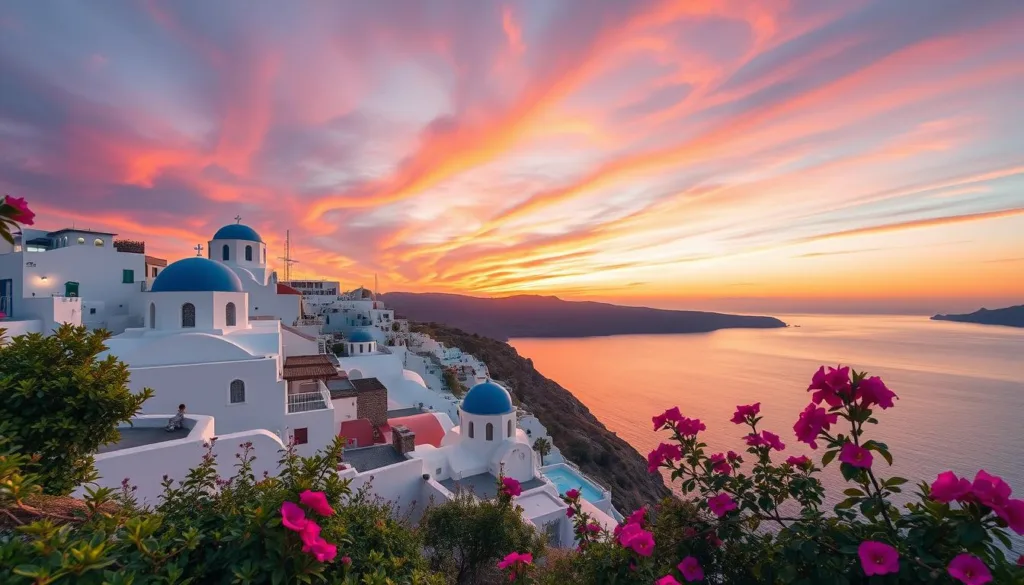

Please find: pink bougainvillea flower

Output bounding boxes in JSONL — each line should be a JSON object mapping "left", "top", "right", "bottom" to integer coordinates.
{"left": 564, "top": 488, "right": 580, "bottom": 501}
{"left": 760, "top": 430, "right": 785, "bottom": 451}
{"left": 280, "top": 501, "right": 308, "bottom": 532}
{"left": 648, "top": 443, "right": 683, "bottom": 473}
{"left": 858, "top": 541, "right": 899, "bottom": 576}
{"left": 3, "top": 195, "right": 35, "bottom": 225}
{"left": 300, "top": 521, "right": 322, "bottom": 551}
{"left": 566, "top": 507, "right": 575, "bottom": 518}
{"left": 501, "top": 477, "right": 523, "bottom": 497}
{"left": 807, "top": 365, "right": 851, "bottom": 407}
{"left": 676, "top": 417, "right": 706, "bottom": 437}
{"left": 299, "top": 490, "right": 335, "bottom": 516}
{"left": 707, "top": 493, "right": 737, "bottom": 518}
{"left": 744, "top": 433, "right": 766, "bottom": 448}
{"left": 309, "top": 539, "right": 337, "bottom": 563}
{"left": 627, "top": 529, "right": 655, "bottom": 556}
{"left": 1018, "top": 554, "right": 1024, "bottom": 566}
{"left": 726, "top": 450, "right": 742, "bottom": 463}
{"left": 585, "top": 522, "right": 601, "bottom": 533}
{"left": 857, "top": 376, "right": 897, "bottom": 409}
{"left": 653, "top": 407, "right": 684, "bottom": 431}
{"left": 678, "top": 556, "right": 704, "bottom": 582}
{"left": 947, "top": 553, "right": 992, "bottom": 585}
{"left": 730, "top": 403, "right": 760, "bottom": 424}
{"left": 785, "top": 455, "right": 811, "bottom": 468}
{"left": 993, "top": 499, "right": 1024, "bottom": 535}
{"left": 341, "top": 556, "right": 352, "bottom": 566}
{"left": 497, "top": 551, "right": 525, "bottom": 569}
{"left": 709, "top": 453, "right": 731, "bottom": 475}
{"left": 793, "top": 403, "right": 839, "bottom": 449}
{"left": 626, "top": 507, "right": 646, "bottom": 526}
{"left": 656, "top": 575, "right": 682, "bottom": 585}
{"left": 930, "top": 471, "right": 973, "bottom": 503}
{"left": 971, "top": 470, "right": 1012, "bottom": 510}
{"left": 706, "top": 532, "right": 723, "bottom": 547}
{"left": 839, "top": 443, "right": 873, "bottom": 469}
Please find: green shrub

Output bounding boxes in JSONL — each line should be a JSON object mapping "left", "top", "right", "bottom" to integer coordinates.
{"left": 0, "top": 324, "right": 153, "bottom": 495}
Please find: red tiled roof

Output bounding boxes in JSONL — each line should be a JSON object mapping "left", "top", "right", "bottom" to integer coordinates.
{"left": 283, "top": 355, "right": 337, "bottom": 380}
{"left": 339, "top": 419, "right": 375, "bottom": 448}
{"left": 386, "top": 413, "right": 446, "bottom": 448}
{"left": 277, "top": 283, "right": 302, "bottom": 295}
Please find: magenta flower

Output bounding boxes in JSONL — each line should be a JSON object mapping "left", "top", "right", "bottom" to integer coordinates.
{"left": 807, "top": 365, "right": 851, "bottom": 407}
{"left": 726, "top": 450, "right": 742, "bottom": 463}
{"left": 971, "top": 470, "right": 1011, "bottom": 509}
{"left": 731, "top": 403, "right": 760, "bottom": 424}
{"left": 857, "top": 376, "right": 897, "bottom": 409}
{"left": 678, "top": 556, "right": 704, "bottom": 581}
{"left": 706, "top": 532, "right": 723, "bottom": 547}
{"left": 947, "top": 554, "right": 992, "bottom": 585}
{"left": 1018, "top": 554, "right": 1024, "bottom": 567}
{"left": 648, "top": 443, "right": 683, "bottom": 473}
{"left": 653, "top": 406, "right": 684, "bottom": 431}
{"left": 299, "top": 490, "right": 335, "bottom": 516}
{"left": 280, "top": 501, "right": 308, "bottom": 532}
{"left": 308, "top": 539, "right": 337, "bottom": 563}
{"left": 993, "top": 499, "right": 1024, "bottom": 535}
{"left": 793, "top": 403, "right": 839, "bottom": 449}
{"left": 676, "top": 417, "right": 706, "bottom": 437}
{"left": 497, "top": 551, "right": 533, "bottom": 578}
{"left": 930, "top": 471, "right": 973, "bottom": 503}
{"left": 858, "top": 541, "right": 899, "bottom": 576}
{"left": 744, "top": 433, "right": 765, "bottom": 448}
{"left": 585, "top": 522, "right": 601, "bottom": 533}
{"left": 760, "top": 430, "right": 785, "bottom": 451}
{"left": 626, "top": 529, "right": 655, "bottom": 556}
{"left": 707, "top": 493, "right": 737, "bottom": 518}
{"left": 341, "top": 556, "right": 352, "bottom": 566}
{"left": 300, "top": 521, "right": 322, "bottom": 551}
{"left": 617, "top": 522, "right": 644, "bottom": 547}
{"left": 839, "top": 443, "right": 873, "bottom": 469}
{"left": 785, "top": 455, "right": 811, "bottom": 468}
{"left": 564, "top": 488, "right": 580, "bottom": 501}
{"left": 501, "top": 476, "right": 523, "bottom": 497}
{"left": 709, "top": 453, "right": 731, "bottom": 475}
{"left": 626, "top": 507, "right": 646, "bottom": 526}
{"left": 2, "top": 195, "right": 35, "bottom": 225}
{"left": 566, "top": 507, "right": 574, "bottom": 518}
{"left": 656, "top": 576, "right": 682, "bottom": 585}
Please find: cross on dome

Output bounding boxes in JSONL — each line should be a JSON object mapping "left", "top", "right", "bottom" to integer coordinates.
{"left": 194, "top": 244, "right": 204, "bottom": 257}
{"left": 234, "top": 215, "right": 242, "bottom": 224}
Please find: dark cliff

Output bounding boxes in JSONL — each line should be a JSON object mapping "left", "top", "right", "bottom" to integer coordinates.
{"left": 931, "top": 304, "right": 1024, "bottom": 328}
{"left": 412, "top": 322, "right": 671, "bottom": 513}
{"left": 385, "top": 293, "right": 785, "bottom": 341}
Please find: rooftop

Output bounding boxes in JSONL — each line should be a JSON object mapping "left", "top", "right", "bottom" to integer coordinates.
{"left": 342, "top": 444, "right": 407, "bottom": 472}
{"left": 326, "top": 377, "right": 357, "bottom": 399}
{"left": 97, "top": 427, "right": 189, "bottom": 454}
{"left": 283, "top": 355, "right": 338, "bottom": 380}
{"left": 47, "top": 228, "right": 117, "bottom": 236}
{"left": 440, "top": 473, "right": 546, "bottom": 500}
{"left": 351, "top": 377, "right": 387, "bottom": 393}
{"left": 387, "top": 407, "right": 425, "bottom": 418}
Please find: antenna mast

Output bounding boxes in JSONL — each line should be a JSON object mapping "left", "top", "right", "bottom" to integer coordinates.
{"left": 374, "top": 273, "right": 379, "bottom": 301}
{"left": 277, "top": 230, "right": 300, "bottom": 281}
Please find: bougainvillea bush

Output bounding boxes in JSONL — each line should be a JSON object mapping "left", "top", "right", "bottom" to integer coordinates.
{"left": 0, "top": 434, "right": 444, "bottom": 584}
{"left": 513, "top": 366, "right": 1024, "bottom": 584}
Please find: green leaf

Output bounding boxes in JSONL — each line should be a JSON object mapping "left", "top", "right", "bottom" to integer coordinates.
{"left": 843, "top": 488, "right": 864, "bottom": 497}
{"left": 821, "top": 450, "right": 838, "bottom": 467}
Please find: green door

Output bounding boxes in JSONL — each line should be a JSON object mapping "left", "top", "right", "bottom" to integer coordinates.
{"left": 65, "top": 281, "right": 79, "bottom": 297}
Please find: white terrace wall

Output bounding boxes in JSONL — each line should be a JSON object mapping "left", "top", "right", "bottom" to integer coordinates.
{"left": 347, "top": 459, "right": 427, "bottom": 518}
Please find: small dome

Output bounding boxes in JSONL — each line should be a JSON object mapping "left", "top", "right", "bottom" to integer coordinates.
{"left": 212, "top": 223, "right": 263, "bottom": 243}
{"left": 151, "top": 257, "right": 244, "bottom": 293}
{"left": 462, "top": 381, "right": 514, "bottom": 415}
{"left": 347, "top": 330, "right": 375, "bottom": 343}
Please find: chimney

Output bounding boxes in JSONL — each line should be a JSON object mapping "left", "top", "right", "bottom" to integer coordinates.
{"left": 392, "top": 424, "right": 416, "bottom": 455}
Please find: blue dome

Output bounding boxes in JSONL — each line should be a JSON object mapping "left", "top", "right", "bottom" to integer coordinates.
{"left": 461, "top": 381, "right": 514, "bottom": 415}
{"left": 151, "top": 257, "right": 244, "bottom": 293}
{"left": 348, "top": 330, "right": 375, "bottom": 343}
{"left": 212, "top": 223, "right": 263, "bottom": 243}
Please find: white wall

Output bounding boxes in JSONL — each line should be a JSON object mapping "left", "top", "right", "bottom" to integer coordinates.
{"left": 332, "top": 396, "right": 358, "bottom": 426}
{"left": 284, "top": 406, "right": 336, "bottom": 456}
{"left": 347, "top": 458, "right": 427, "bottom": 517}
{"left": 18, "top": 296, "right": 82, "bottom": 333}
{"left": 145, "top": 291, "right": 248, "bottom": 332}
{"left": 248, "top": 287, "right": 301, "bottom": 324}
{"left": 210, "top": 238, "right": 268, "bottom": 282}
{"left": 128, "top": 358, "right": 287, "bottom": 437}
{"left": 282, "top": 327, "right": 318, "bottom": 357}
{"left": 0, "top": 319, "right": 41, "bottom": 343}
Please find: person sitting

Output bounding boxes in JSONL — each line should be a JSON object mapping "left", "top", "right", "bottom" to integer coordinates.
{"left": 166, "top": 404, "right": 186, "bottom": 432}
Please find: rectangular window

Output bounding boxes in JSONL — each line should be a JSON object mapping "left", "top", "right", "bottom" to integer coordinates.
{"left": 151, "top": 267, "right": 158, "bottom": 277}
{"left": 122, "top": 269, "right": 134, "bottom": 283}
{"left": 293, "top": 428, "right": 308, "bottom": 445}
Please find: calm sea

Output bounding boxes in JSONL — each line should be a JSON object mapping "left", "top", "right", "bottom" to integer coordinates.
{"left": 510, "top": 315, "right": 1024, "bottom": 512}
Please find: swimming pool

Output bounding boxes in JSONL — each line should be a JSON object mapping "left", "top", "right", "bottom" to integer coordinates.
{"left": 542, "top": 464, "right": 606, "bottom": 503}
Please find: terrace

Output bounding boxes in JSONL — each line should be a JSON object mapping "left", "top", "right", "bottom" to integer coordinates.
{"left": 440, "top": 472, "right": 546, "bottom": 500}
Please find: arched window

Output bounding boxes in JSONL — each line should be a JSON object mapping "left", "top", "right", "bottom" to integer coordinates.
{"left": 229, "top": 379, "right": 245, "bottom": 404}
{"left": 468, "top": 421, "right": 474, "bottom": 439}
{"left": 181, "top": 303, "right": 196, "bottom": 328}
{"left": 225, "top": 302, "right": 236, "bottom": 326}
{"left": 508, "top": 420, "right": 513, "bottom": 438}
{"left": 149, "top": 303, "right": 156, "bottom": 328}
{"left": 486, "top": 423, "right": 494, "bottom": 441}
{"left": 245, "top": 245, "right": 253, "bottom": 261}
{"left": 222, "top": 244, "right": 230, "bottom": 261}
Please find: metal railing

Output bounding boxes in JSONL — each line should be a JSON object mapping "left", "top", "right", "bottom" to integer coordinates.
{"left": 287, "top": 389, "right": 329, "bottom": 413}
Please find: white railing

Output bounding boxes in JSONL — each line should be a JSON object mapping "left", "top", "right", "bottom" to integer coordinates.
{"left": 286, "top": 389, "right": 329, "bottom": 413}
{"left": 293, "top": 317, "right": 323, "bottom": 327}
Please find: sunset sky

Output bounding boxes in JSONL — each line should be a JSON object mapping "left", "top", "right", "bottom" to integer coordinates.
{"left": 2, "top": 1, "right": 1022, "bottom": 314}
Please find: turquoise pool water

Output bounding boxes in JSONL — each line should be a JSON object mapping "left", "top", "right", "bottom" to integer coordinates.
{"left": 543, "top": 466, "right": 605, "bottom": 502}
